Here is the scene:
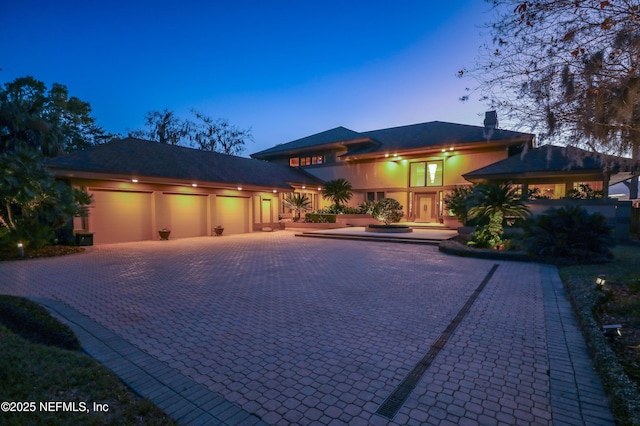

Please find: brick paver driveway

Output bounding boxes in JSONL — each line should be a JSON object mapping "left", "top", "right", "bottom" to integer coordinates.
{"left": 0, "top": 232, "right": 613, "bottom": 425}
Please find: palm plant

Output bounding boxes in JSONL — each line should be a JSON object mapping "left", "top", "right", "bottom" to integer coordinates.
{"left": 466, "top": 182, "right": 530, "bottom": 249}
{"left": 283, "top": 192, "right": 312, "bottom": 222}
{"left": 321, "top": 178, "right": 353, "bottom": 210}
{"left": 467, "top": 182, "right": 530, "bottom": 223}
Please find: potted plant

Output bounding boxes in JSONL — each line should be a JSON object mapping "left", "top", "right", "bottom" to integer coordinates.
{"left": 214, "top": 225, "right": 224, "bottom": 236}
{"left": 158, "top": 227, "right": 171, "bottom": 240}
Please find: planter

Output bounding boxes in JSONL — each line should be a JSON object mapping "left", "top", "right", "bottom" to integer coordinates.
{"left": 365, "top": 224, "right": 413, "bottom": 233}
{"left": 158, "top": 230, "right": 171, "bottom": 240}
{"left": 214, "top": 227, "right": 224, "bottom": 236}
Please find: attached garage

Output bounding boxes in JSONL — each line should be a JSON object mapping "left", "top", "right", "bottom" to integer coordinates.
{"left": 216, "top": 196, "right": 249, "bottom": 235}
{"left": 89, "top": 190, "right": 153, "bottom": 244}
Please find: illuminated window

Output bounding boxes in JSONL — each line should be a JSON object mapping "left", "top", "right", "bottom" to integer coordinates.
{"left": 410, "top": 161, "right": 443, "bottom": 187}
{"left": 289, "top": 157, "right": 300, "bottom": 167}
{"left": 312, "top": 155, "right": 324, "bottom": 165}
{"left": 410, "top": 163, "right": 425, "bottom": 187}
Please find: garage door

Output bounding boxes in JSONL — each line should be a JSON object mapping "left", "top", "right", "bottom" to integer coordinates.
{"left": 216, "top": 196, "right": 249, "bottom": 235}
{"left": 89, "top": 190, "right": 153, "bottom": 244}
{"left": 164, "top": 194, "right": 207, "bottom": 238}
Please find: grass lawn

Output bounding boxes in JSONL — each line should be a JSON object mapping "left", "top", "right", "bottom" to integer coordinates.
{"left": 559, "top": 245, "right": 640, "bottom": 425}
{"left": 0, "top": 296, "right": 176, "bottom": 426}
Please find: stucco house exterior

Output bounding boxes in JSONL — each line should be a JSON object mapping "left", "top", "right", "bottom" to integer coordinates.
{"left": 45, "top": 112, "right": 639, "bottom": 244}
{"left": 45, "top": 138, "right": 323, "bottom": 244}
{"left": 251, "top": 112, "right": 535, "bottom": 222}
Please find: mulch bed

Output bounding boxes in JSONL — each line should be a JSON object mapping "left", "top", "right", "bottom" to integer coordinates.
{"left": 1, "top": 246, "right": 85, "bottom": 261}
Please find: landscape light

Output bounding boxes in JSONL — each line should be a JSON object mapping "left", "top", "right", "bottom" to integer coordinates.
{"left": 595, "top": 274, "right": 606, "bottom": 288}
{"left": 602, "top": 324, "right": 622, "bottom": 339}
{"left": 17, "top": 242, "right": 24, "bottom": 258}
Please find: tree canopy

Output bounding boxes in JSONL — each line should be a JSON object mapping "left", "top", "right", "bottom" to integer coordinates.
{"left": 0, "top": 76, "right": 110, "bottom": 157}
{"left": 129, "top": 109, "right": 252, "bottom": 155}
{"left": 461, "top": 1, "right": 640, "bottom": 194}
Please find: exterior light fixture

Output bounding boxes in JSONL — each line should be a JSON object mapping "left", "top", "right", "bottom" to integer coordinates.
{"left": 192, "top": 183, "right": 198, "bottom": 187}
{"left": 237, "top": 187, "right": 242, "bottom": 191}
{"left": 132, "top": 179, "right": 139, "bottom": 183}
{"left": 428, "top": 163, "right": 438, "bottom": 184}
{"left": 602, "top": 324, "right": 622, "bottom": 339}
{"left": 385, "top": 153, "right": 389, "bottom": 158}
{"left": 302, "top": 186, "right": 306, "bottom": 189}
{"left": 595, "top": 274, "right": 606, "bottom": 289}
{"left": 393, "top": 153, "right": 398, "bottom": 157}
{"left": 441, "top": 148, "right": 446, "bottom": 153}
{"left": 317, "top": 187, "right": 322, "bottom": 191}
{"left": 272, "top": 190, "right": 277, "bottom": 193}
{"left": 17, "top": 242, "right": 24, "bottom": 258}
{"left": 449, "top": 147, "right": 454, "bottom": 151}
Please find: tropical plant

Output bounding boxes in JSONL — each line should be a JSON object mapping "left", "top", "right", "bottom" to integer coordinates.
{"left": 467, "top": 182, "right": 530, "bottom": 224}
{"left": 358, "top": 200, "right": 377, "bottom": 215}
{"left": 282, "top": 192, "right": 312, "bottom": 222}
{"left": 0, "top": 151, "right": 92, "bottom": 250}
{"left": 524, "top": 205, "right": 614, "bottom": 263}
{"left": 321, "top": 178, "right": 353, "bottom": 209}
{"left": 372, "top": 198, "right": 404, "bottom": 225}
{"left": 443, "top": 185, "right": 473, "bottom": 225}
{"left": 468, "top": 212, "right": 503, "bottom": 249}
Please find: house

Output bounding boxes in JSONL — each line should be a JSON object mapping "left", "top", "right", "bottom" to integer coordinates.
{"left": 251, "top": 112, "right": 535, "bottom": 222}
{"left": 45, "top": 138, "right": 323, "bottom": 244}
{"left": 463, "top": 144, "right": 639, "bottom": 199}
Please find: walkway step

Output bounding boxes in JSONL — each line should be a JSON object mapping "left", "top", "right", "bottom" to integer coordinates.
{"left": 296, "top": 232, "right": 441, "bottom": 245}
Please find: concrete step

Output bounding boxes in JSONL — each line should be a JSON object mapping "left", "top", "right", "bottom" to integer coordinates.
{"left": 295, "top": 232, "right": 441, "bottom": 245}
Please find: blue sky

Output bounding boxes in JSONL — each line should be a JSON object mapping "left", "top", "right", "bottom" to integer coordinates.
{"left": 2, "top": 0, "right": 496, "bottom": 156}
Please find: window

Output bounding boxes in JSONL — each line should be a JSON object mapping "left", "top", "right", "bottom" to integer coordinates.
{"left": 367, "top": 192, "right": 385, "bottom": 201}
{"left": 410, "top": 161, "right": 443, "bottom": 187}
{"left": 289, "top": 157, "right": 300, "bottom": 167}
{"left": 292, "top": 155, "right": 324, "bottom": 166}
{"left": 410, "top": 163, "right": 425, "bottom": 187}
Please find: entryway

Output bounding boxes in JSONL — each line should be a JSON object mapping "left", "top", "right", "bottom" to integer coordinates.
{"left": 414, "top": 193, "right": 438, "bottom": 222}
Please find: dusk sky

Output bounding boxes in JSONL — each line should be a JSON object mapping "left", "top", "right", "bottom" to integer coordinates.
{"left": 2, "top": 1, "right": 498, "bottom": 156}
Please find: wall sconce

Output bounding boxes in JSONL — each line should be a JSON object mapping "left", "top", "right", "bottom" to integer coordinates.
{"left": 17, "top": 242, "right": 24, "bottom": 258}
{"left": 602, "top": 324, "right": 622, "bottom": 339}
{"left": 595, "top": 274, "right": 606, "bottom": 289}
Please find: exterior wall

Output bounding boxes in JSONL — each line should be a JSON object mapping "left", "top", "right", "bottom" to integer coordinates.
{"left": 302, "top": 147, "right": 510, "bottom": 219}
{"left": 68, "top": 178, "right": 280, "bottom": 244}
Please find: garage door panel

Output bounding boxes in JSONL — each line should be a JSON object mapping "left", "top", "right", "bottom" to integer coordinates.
{"left": 216, "top": 196, "right": 249, "bottom": 235}
{"left": 165, "top": 194, "right": 207, "bottom": 238}
{"left": 89, "top": 190, "right": 152, "bottom": 244}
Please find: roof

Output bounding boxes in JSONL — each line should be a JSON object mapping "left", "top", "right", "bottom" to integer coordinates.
{"left": 464, "top": 144, "right": 640, "bottom": 184}
{"left": 45, "top": 138, "right": 323, "bottom": 189}
{"left": 251, "top": 121, "right": 533, "bottom": 159}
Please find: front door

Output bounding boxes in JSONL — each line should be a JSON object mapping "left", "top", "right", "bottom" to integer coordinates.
{"left": 415, "top": 194, "right": 437, "bottom": 222}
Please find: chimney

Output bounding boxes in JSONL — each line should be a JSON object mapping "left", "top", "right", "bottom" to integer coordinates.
{"left": 484, "top": 111, "right": 498, "bottom": 129}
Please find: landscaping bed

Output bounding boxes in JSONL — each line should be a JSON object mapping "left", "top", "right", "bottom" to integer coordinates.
{"left": 0, "top": 295, "right": 175, "bottom": 425}
{"left": 1, "top": 245, "right": 85, "bottom": 261}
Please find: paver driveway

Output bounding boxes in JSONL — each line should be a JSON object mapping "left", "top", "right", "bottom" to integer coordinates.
{"left": 0, "top": 232, "right": 614, "bottom": 425}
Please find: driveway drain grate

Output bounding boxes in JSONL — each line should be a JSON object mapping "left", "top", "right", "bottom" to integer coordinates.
{"left": 376, "top": 264, "right": 499, "bottom": 420}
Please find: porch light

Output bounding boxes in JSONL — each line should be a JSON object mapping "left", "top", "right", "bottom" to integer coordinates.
{"left": 192, "top": 183, "right": 198, "bottom": 187}
{"left": 237, "top": 187, "right": 242, "bottom": 191}
{"left": 302, "top": 186, "right": 306, "bottom": 189}
{"left": 393, "top": 153, "right": 398, "bottom": 157}
{"left": 449, "top": 147, "right": 454, "bottom": 151}
{"left": 385, "top": 154, "right": 389, "bottom": 158}
{"left": 131, "top": 179, "right": 139, "bottom": 183}
{"left": 428, "top": 163, "right": 438, "bottom": 184}
{"left": 17, "top": 242, "right": 24, "bottom": 258}
{"left": 272, "top": 190, "right": 277, "bottom": 193}
{"left": 602, "top": 324, "right": 622, "bottom": 339}
{"left": 317, "top": 187, "right": 321, "bottom": 191}
{"left": 595, "top": 274, "right": 606, "bottom": 288}
{"left": 441, "top": 148, "right": 446, "bottom": 153}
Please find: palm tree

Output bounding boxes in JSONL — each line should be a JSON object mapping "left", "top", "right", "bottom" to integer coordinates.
{"left": 283, "top": 192, "right": 312, "bottom": 222}
{"left": 467, "top": 182, "right": 530, "bottom": 223}
{"left": 321, "top": 178, "right": 353, "bottom": 209}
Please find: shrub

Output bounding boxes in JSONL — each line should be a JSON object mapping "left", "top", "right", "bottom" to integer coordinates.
{"left": 443, "top": 185, "right": 473, "bottom": 224}
{"left": 358, "top": 200, "right": 376, "bottom": 215}
{"left": 524, "top": 205, "right": 614, "bottom": 263}
{"left": 0, "top": 296, "right": 80, "bottom": 350}
{"left": 468, "top": 212, "right": 503, "bottom": 249}
{"left": 305, "top": 213, "right": 336, "bottom": 223}
{"left": 372, "top": 198, "right": 404, "bottom": 225}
